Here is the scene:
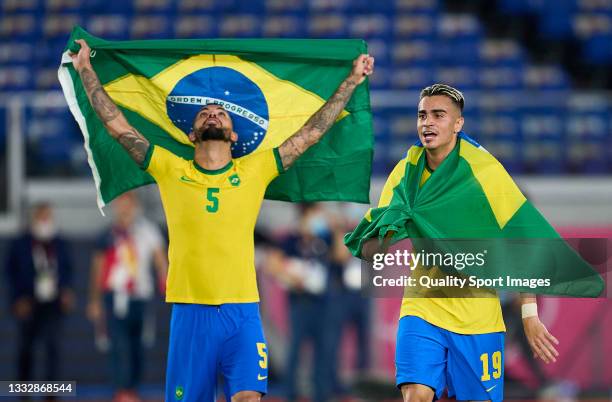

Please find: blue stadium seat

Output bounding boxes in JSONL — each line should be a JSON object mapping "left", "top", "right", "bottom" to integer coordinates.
{"left": 174, "top": 16, "right": 218, "bottom": 38}
{"left": 131, "top": 15, "right": 172, "bottom": 39}
{"left": 480, "top": 139, "right": 522, "bottom": 173}
{"left": 523, "top": 140, "right": 564, "bottom": 173}
{"left": 0, "top": 14, "right": 39, "bottom": 40}
{"left": 0, "top": 42, "right": 34, "bottom": 65}
{"left": 265, "top": 0, "right": 306, "bottom": 13}
{"left": 522, "top": 114, "right": 564, "bottom": 141}
{"left": 479, "top": 66, "right": 524, "bottom": 90}
{"left": 307, "top": 14, "right": 348, "bottom": 38}
{"left": 435, "top": 66, "right": 479, "bottom": 90}
{"left": 437, "top": 14, "right": 482, "bottom": 39}
{"left": 132, "top": 0, "right": 175, "bottom": 14}
{"left": 44, "top": 0, "right": 83, "bottom": 13}
{"left": 0, "top": 66, "right": 31, "bottom": 90}
{"left": 86, "top": 14, "right": 130, "bottom": 40}
{"left": 43, "top": 14, "right": 82, "bottom": 39}
{"left": 35, "top": 66, "right": 61, "bottom": 89}
{"left": 219, "top": 15, "right": 261, "bottom": 38}
{"left": 349, "top": 15, "right": 392, "bottom": 39}
{"left": 395, "top": 0, "right": 439, "bottom": 16}
{"left": 391, "top": 40, "right": 432, "bottom": 66}
{"left": 479, "top": 39, "right": 524, "bottom": 68}
{"left": 366, "top": 40, "right": 390, "bottom": 67}
{"left": 394, "top": 15, "right": 436, "bottom": 39}
{"left": 261, "top": 15, "right": 305, "bottom": 38}
{"left": 2, "top": 0, "right": 39, "bottom": 13}
{"left": 479, "top": 113, "right": 521, "bottom": 140}
{"left": 389, "top": 67, "right": 434, "bottom": 89}
{"left": 309, "top": 0, "right": 351, "bottom": 13}
{"left": 524, "top": 65, "right": 570, "bottom": 89}
{"left": 566, "top": 139, "right": 608, "bottom": 173}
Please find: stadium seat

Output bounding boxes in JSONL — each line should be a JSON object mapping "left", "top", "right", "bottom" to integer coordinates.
{"left": 2, "top": 0, "right": 39, "bottom": 13}
{"left": 43, "top": 14, "right": 82, "bottom": 39}
{"left": 307, "top": 14, "right": 348, "bottom": 38}
{"left": 265, "top": 0, "right": 306, "bottom": 13}
{"left": 86, "top": 14, "right": 130, "bottom": 40}
{"left": 524, "top": 65, "right": 570, "bottom": 89}
{"left": 0, "top": 14, "right": 39, "bottom": 40}
{"left": 131, "top": 15, "right": 172, "bottom": 39}
{"left": 174, "top": 16, "right": 217, "bottom": 38}
{"left": 0, "top": 42, "right": 34, "bottom": 65}
{"left": 133, "top": 0, "right": 175, "bottom": 13}
{"left": 394, "top": 15, "right": 436, "bottom": 39}
{"left": 261, "top": 15, "right": 305, "bottom": 38}
{"left": 395, "top": 0, "right": 439, "bottom": 15}
{"left": 389, "top": 67, "right": 433, "bottom": 89}
{"left": 349, "top": 15, "right": 391, "bottom": 39}
{"left": 0, "top": 66, "right": 31, "bottom": 90}
{"left": 219, "top": 15, "right": 261, "bottom": 38}
{"left": 391, "top": 40, "right": 432, "bottom": 66}
{"left": 435, "top": 66, "right": 479, "bottom": 90}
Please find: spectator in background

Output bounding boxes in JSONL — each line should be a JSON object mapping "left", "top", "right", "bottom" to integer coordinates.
{"left": 87, "top": 192, "right": 167, "bottom": 402}
{"left": 325, "top": 203, "right": 372, "bottom": 398}
{"left": 266, "top": 203, "right": 343, "bottom": 402}
{"left": 5, "top": 202, "right": 74, "bottom": 401}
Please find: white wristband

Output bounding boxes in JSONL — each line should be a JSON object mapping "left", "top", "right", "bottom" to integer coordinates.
{"left": 521, "top": 303, "right": 538, "bottom": 318}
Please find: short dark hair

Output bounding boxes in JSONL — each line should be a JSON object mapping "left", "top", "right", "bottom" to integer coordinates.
{"left": 420, "top": 84, "right": 465, "bottom": 113}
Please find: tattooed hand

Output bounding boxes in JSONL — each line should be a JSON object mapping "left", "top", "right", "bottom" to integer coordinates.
{"left": 278, "top": 54, "right": 375, "bottom": 170}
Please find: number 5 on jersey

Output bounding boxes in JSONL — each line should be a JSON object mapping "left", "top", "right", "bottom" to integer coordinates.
{"left": 206, "top": 188, "right": 219, "bottom": 213}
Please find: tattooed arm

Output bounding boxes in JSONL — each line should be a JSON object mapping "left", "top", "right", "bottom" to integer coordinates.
{"left": 278, "top": 54, "right": 374, "bottom": 170}
{"left": 70, "top": 39, "right": 150, "bottom": 166}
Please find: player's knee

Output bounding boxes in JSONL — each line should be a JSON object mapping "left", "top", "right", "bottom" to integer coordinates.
{"left": 231, "top": 390, "right": 262, "bottom": 402}
{"left": 400, "top": 383, "right": 435, "bottom": 402}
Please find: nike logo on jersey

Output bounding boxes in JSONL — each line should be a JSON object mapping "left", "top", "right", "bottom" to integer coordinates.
{"left": 257, "top": 374, "right": 267, "bottom": 380}
{"left": 486, "top": 384, "right": 497, "bottom": 392}
{"left": 180, "top": 175, "right": 196, "bottom": 183}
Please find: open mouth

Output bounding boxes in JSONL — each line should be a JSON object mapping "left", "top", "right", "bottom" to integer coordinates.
{"left": 422, "top": 131, "right": 437, "bottom": 141}
{"left": 205, "top": 118, "right": 221, "bottom": 127}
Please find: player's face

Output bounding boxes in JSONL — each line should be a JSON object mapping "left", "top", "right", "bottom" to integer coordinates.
{"left": 417, "top": 96, "right": 464, "bottom": 152}
{"left": 193, "top": 104, "right": 234, "bottom": 132}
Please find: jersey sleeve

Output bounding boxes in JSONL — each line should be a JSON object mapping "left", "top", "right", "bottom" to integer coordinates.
{"left": 242, "top": 147, "right": 284, "bottom": 186}
{"left": 141, "top": 144, "right": 183, "bottom": 180}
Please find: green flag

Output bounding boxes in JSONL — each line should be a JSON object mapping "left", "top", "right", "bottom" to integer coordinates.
{"left": 58, "top": 26, "right": 373, "bottom": 210}
{"left": 345, "top": 132, "right": 605, "bottom": 297}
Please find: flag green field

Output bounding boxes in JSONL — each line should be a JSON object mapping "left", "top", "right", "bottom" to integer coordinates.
{"left": 58, "top": 26, "right": 373, "bottom": 210}
{"left": 345, "top": 133, "right": 605, "bottom": 297}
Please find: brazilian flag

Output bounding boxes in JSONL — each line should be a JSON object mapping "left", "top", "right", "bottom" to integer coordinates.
{"left": 58, "top": 26, "right": 373, "bottom": 209}
{"left": 345, "top": 132, "right": 605, "bottom": 297}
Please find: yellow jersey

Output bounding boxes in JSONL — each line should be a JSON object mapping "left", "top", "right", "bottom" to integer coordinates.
{"left": 143, "top": 145, "right": 283, "bottom": 304}
{"left": 375, "top": 156, "right": 505, "bottom": 334}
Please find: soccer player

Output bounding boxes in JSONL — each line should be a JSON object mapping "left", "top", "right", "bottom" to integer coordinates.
{"left": 362, "top": 84, "right": 559, "bottom": 402}
{"left": 70, "top": 39, "right": 373, "bottom": 402}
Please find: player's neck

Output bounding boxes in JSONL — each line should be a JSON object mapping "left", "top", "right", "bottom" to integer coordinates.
{"left": 425, "top": 136, "right": 457, "bottom": 171}
{"left": 194, "top": 141, "right": 232, "bottom": 170}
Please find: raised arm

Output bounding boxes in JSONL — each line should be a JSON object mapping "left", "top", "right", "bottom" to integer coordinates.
{"left": 278, "top": 54, "right": 374, "bottom": 170}
{"left": 70, "top": 39, "right": 150, "bottom": 166}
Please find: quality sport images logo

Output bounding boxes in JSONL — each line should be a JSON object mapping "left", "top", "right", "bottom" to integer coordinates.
{"left": 166, "top": 66, "right": 270, "bottom": 157}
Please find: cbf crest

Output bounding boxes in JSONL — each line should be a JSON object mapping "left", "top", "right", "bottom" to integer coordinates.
{"left": 166, "top": 66, "right": 269, "bottom": 157}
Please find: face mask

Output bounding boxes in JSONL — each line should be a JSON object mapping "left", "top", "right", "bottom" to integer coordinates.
{"left": 32, "top": 221, "right": 57, "bottom": 241}
{"left": 307, "top": 214, "right": 329, "bottom": 237}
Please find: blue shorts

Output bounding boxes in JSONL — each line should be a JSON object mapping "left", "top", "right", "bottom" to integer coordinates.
{"left": 165, "top": 303, "right": 268, "bottom": 402}
{"left": 395, "top": 316, "right": 504, "bottom": 402}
